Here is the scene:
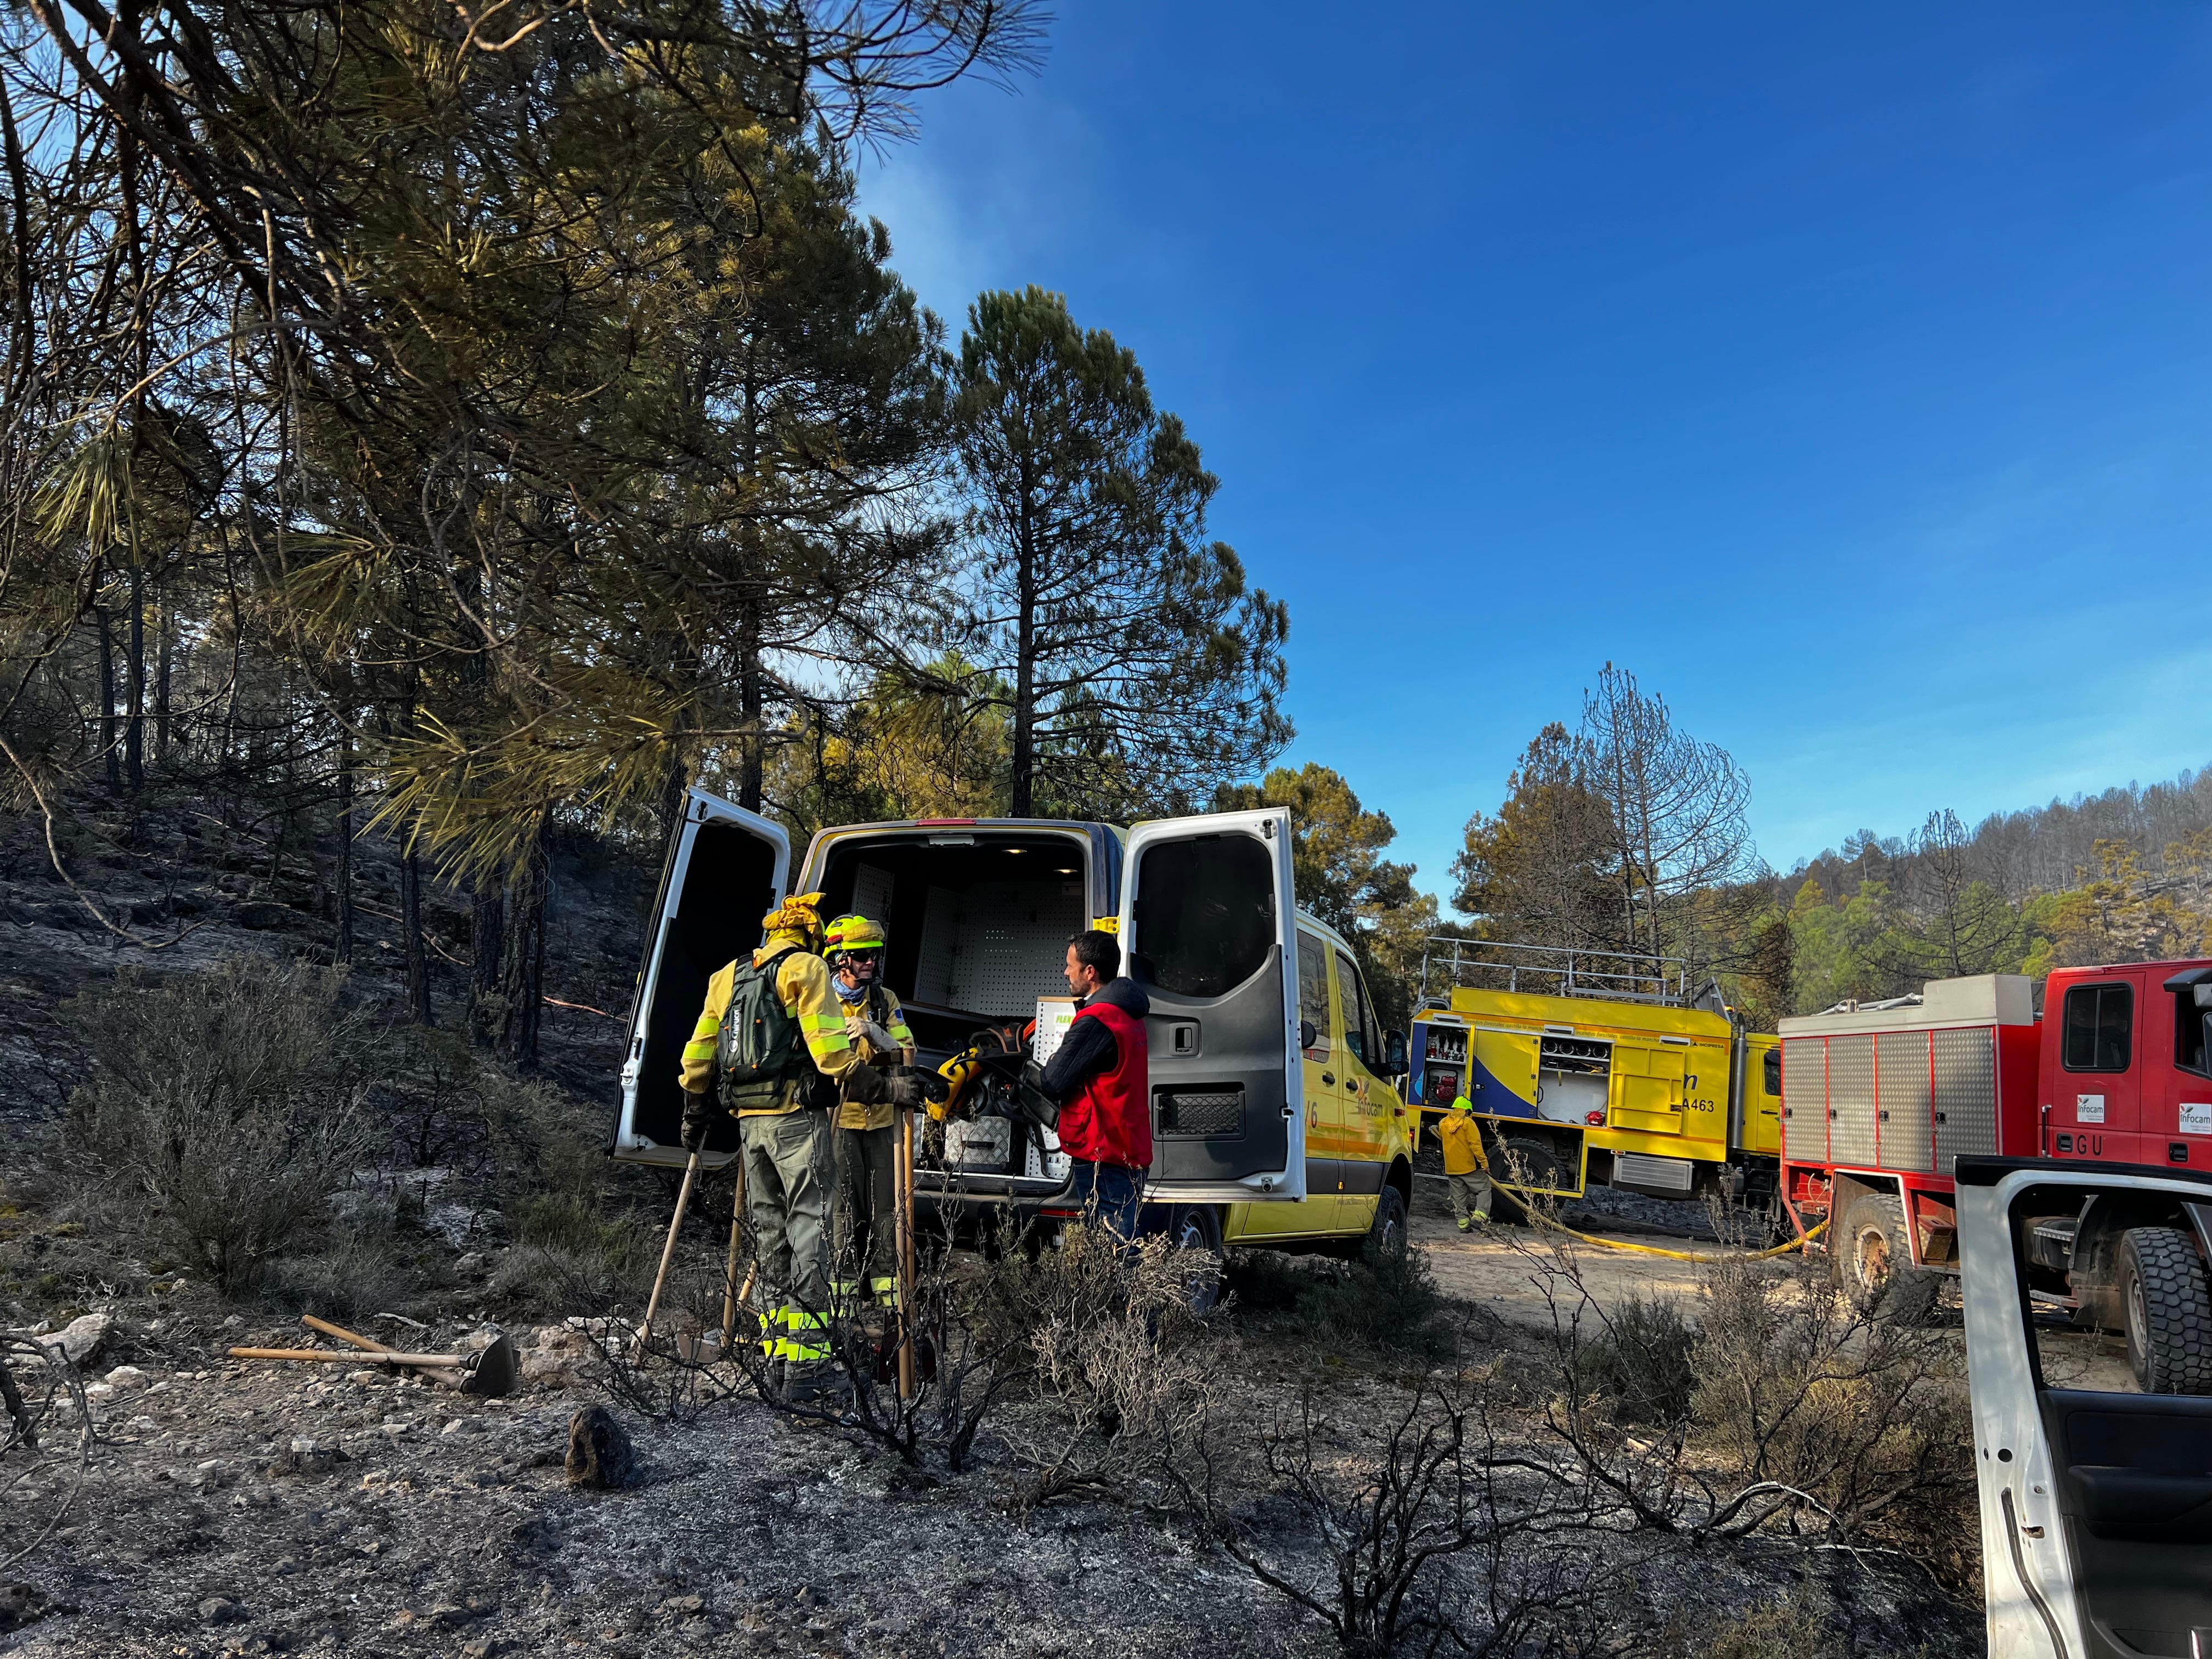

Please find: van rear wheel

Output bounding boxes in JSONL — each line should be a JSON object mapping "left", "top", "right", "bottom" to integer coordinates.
{"left": 2118, "top": 1227, "right": 2212, "bottom": 1394}
{"left": 1360, "top": 1184, "right": 1409, "bottom": 1265}
{"left": 1166, "top": 1205, "right": 1225, "bottom": 1314}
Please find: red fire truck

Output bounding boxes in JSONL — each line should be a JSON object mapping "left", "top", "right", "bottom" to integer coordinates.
{"left": 1781, "top": 961, "right": 2212, "bottom": 1385}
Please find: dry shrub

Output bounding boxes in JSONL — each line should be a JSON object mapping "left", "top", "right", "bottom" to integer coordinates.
{"left": 1573, "top": 1291, "right": 1696, "bottom": 1426}
{"left": 1227, "top": 1244, "right": 1453, "bottom": 1357}
{"left": 1509, "top": 1233, "right": 1979, "bottom": 1616}
{"left": 483, "top": 1069, "right": 654, "bottom": 1311}
{"left": 256, "top": 1169, "right": 454, "bottom": 1323}
{"left": 53, "top": 963, "right": 374, "bottom": 1291}
{"left": 1184, "top": 1340, "right": 1659, "bottom": 1658}
{"left": 1688, "top": 1251, "right": 1977, "bottom": 1589}
{"left": 260, "top": 1216, "right": 425, "bottom": 1322}
{"left": 973, "top": 1218, "right": 1218, "bottom": 1508}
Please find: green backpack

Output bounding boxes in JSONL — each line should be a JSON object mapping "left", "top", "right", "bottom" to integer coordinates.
{"left": 715, "top": 947, "right": 805, "bottom": 1109}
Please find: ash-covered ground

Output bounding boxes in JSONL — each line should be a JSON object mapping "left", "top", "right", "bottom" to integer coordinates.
{"left": 0, "top": 1316, "right": 1330, "bottom": 1659}
{"left": 0, "top": 1300, "right": 1981, "bottom": 1659}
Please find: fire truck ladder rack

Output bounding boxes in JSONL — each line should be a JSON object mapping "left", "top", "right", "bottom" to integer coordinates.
{"left": 1417, "top": 938, "right": 1691, "bottom": 1008}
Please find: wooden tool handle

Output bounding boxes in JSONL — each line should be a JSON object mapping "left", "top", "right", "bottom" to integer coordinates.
{"left": 229, "top": 1347, "right": 460, "bottom": 1369}
{"left": 638, "top": 1149, "right": 703, "bottom": 1348}
{"left": 301, "top": 1314, "right": 391, "bottom": 1353}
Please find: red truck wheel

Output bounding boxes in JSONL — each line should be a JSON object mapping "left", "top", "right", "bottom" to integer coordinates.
{"left": 2118, "top": 1227, "right": 2212, "bottom": 1395}
{"left": 1837, "top": 1194, "right": 1940, "bottom": 1325}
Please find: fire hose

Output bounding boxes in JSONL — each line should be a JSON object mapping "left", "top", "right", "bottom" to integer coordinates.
{"left": 1512, "top": 1206, "right": 1827, "bottom": 1263}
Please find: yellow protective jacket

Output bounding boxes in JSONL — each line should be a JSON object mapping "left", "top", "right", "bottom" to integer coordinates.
{"left": 679, "top": 934, "right": 859, "bottom": 1115}
{"left": 835, "top": 983, "right": 915, "bottom": 1132}
{"left": 1438, "top": 1104, "right": 1488, "bottom": 1177}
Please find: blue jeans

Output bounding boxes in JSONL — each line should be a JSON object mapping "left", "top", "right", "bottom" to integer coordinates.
{"left": 1064, "top": 1159, "right": 1148, "bottom": 1247}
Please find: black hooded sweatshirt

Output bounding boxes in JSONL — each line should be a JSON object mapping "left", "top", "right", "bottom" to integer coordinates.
{"left": 1036, "top": 977, "right": 1151, "bottom": 1104}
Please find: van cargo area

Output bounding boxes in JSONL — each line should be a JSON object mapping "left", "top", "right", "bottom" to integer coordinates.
{"left": 810, "top": 827, "right": 1101, "bottom": 1188}
{"left": 811, "top": 828, "right": 1096, "bottom": 1044}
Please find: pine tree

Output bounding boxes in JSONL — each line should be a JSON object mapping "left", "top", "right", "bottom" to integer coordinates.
{"left": 1451, "top": 723, "right": 1621, "bottom": 951}
{"left": 3, "top": 0, "right": 1033, "bottom": 1049}
{"left": 951, "top": 286, "right": 1289, "bottom": 819}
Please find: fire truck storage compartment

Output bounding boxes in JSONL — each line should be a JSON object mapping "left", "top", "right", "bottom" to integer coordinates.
{"left": 1781, "top": 1036, "right": 1822, "bottom": 1165}
{"left": 1414, "top": 1019, "right": 1467, "bottom": 1106}
{"left": 1827, "top": 1036, "right": 1876, "bottom": 1166}
{"left": 809, "top": 829, "right": 1093, "bottom": 1052}
{"left": 1614, "top": 1152, "right": 1695, "bottom": 1195}
{"left": 1779, "top": 974, "right": 2031, "bottom": 1178}
{"left": 1537, "top": 1032, "right": 1610, "bottom": 1125}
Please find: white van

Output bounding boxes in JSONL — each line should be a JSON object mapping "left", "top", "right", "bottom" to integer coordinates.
{"left": 612, "top": 794, "right": 1417, "bottom": 1255}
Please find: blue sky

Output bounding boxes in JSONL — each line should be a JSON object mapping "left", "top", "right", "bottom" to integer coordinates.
{"left": 859, "top": 4, "right": 2212, "bottom": 904}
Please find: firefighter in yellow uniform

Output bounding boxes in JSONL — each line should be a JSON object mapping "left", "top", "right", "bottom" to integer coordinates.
{"left": 677, "top": 893, "right": 919, "bottom": 1403}
{"left": 823, "top": 915, "right": 915, "bottom": 1309}
{"left": 1440, "top": 1092, "right": 1492, "bottom": 1231}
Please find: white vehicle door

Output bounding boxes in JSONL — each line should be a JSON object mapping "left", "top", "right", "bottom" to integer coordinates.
{"left": 1957, "top": 1155, "right": 2212, "bottom": 1658}
{"left": 613, "top": 788, "right": 788, "bottom": 1169}
{"left": 1117, "top": 808, "right": 1305, "bottom": 1202}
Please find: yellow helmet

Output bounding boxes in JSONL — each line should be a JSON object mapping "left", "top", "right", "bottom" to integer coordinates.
{"left": 825, "top": 913, "right": 888, "bottom": 953}
{"left": 762, "top": 891, "right": 828, "bottom": 950}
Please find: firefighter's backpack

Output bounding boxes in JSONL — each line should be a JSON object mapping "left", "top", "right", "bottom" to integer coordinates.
{"left": 716, "top": 947, "right": 804, "bottom": 1108}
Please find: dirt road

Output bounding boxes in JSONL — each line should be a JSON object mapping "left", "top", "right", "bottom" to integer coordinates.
{"left": 1410, "top": 1203, "right": 1714, "bottom": 1329}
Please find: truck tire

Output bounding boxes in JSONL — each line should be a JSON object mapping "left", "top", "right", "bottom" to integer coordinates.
{"left": 1167, "top": 1205, "right": 1226, "bottom": 1314}
{"left": 1499, "top": 1137, "right": 1565, "bottom": 1192}
{"left": 1361, "top": 1184, "right": 1409, "bottom": 1266}
{"left": 2119, "top": 1227, "right": 2212, "bottom": 1395}
{"left": 1492, "top": 1137, "right": 1565, "bottom": 1228}
{"left": 1838, "top": 1194, "right": 1940, "bottom": 1325}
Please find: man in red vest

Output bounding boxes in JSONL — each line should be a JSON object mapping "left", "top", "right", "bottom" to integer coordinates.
{"left": 1033, "top": 928, "right": 1151, "bottom": 1243}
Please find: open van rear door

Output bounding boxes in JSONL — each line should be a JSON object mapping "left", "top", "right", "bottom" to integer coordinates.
{"left": 1958, "top": 1155, "right": 2212, "bottom": 1658}
{"left": 1118, "top": 808, "right": 1305, "bottom": 1202}
{"left": 613, "top": 789, "right": 788, "bottom": 1170}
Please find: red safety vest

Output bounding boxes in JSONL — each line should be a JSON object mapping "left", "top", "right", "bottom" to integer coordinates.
{"left": 1058, "top": 998, "right": 1151, "bottom": 1170}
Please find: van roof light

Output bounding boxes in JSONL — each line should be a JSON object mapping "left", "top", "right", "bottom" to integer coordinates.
{"left": 915, "top": 818, "right": 977, "bottom": 827}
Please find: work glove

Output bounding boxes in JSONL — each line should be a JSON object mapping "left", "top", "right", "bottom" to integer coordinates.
{"left": 842, "top": 1062, "right": 890, "bottom": 1107}
{"left": 884, "top": 1068, "right": 928, "bottom": 1110}
{"left": 679, "top": 1088, "right": 718, "bottom": 1152}
{"left": 844, "top": 1013, "right": 900, "bottom": 1055}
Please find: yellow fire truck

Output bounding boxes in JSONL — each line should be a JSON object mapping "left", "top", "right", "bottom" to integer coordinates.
{"left": 1407, "top": 940, "right": 1782, "bottom": 1209}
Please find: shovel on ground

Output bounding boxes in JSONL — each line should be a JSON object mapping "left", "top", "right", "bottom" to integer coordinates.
{"left": 229, "top": 1316, "right": 517, "bottom": 1397}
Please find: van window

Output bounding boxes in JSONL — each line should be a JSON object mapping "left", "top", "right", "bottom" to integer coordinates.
{"left": 1762, "top": 1047, "right": 1782, "bottom": 1097}
{"left": 1335, "top": 948, "right": 1375, "bottom": 1066}
{"left": 2062, "top": 982, "right": 2132, "bottom": 1073}
{"left": 1133, "top": 834, "right": 1274, "bottom": 998}
{"left": 1296, "top": 932, "right": 1331, "bottom": 1058}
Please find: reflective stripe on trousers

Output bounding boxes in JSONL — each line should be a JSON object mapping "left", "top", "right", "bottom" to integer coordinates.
{"left": 758, "top": 1304, "right": 830, "bottom": 1363}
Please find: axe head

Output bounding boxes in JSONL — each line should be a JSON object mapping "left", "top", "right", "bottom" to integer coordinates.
{"left": 459, "top": 1331, "right": 517, "bottom": 1398}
